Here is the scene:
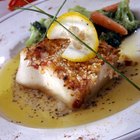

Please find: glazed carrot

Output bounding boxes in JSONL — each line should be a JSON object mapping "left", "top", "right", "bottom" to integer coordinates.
{"left": 8, "top": 0, "right": 35, "bottom": 11}
{"left": 91, "top": 11, "right": 128, "bottom": 35}
{"left": 102, "top": 3, "right": 119, "bottom": 12}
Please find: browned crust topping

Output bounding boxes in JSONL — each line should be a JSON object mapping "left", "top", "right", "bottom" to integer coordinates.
{"left": 25, "top": 38, "right": 119, "bottom": 93}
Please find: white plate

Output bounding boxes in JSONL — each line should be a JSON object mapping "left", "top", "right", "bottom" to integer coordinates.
{"left": 0, "top": 0, "right": 140, "bottom": 139}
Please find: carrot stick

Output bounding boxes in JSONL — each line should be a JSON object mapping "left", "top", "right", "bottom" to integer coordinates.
{"left": 102, "top": 3, "right": 119, "bottom": 12}
{"left": 91, "top": 11, "right": 128, "bottom": 35}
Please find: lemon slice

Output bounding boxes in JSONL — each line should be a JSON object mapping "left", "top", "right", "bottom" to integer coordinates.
{"left": 47, "top": 12, "right": 99, "bottom": 62}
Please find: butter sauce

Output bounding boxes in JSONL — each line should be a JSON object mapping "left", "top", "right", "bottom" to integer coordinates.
{"left": 0, "top": 32, "right": 140, "bottom": 128}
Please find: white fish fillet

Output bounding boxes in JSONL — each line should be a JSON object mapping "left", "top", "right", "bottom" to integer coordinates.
{"left": 16, "top": 39, "right": 119, "bottom": 109}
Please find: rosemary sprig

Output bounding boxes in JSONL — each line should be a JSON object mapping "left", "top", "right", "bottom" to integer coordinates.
{"left": 20, "top": 4, "right": 140, "bottom": 91}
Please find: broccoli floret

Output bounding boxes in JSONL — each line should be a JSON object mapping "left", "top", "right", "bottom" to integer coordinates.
{"left": 26, "top": 20, "right": 46, "bottom": 47}
{"left": 26, "top": 18, "right": 54, "bottom": 47}
{"left": 115, "top": 0, "right": 140, "bottom": 33}
{"left": 32, "top": 21, "right": 46, "bottom": 34}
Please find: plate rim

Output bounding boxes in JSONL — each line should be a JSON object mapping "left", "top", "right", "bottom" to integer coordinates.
{"left": 0, "top": 0, "right": 140, "bottom": 139}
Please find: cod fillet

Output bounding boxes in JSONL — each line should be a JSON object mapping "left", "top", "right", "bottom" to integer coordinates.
{"left": 16, "top": 38, "right": 119, "bottom": 109}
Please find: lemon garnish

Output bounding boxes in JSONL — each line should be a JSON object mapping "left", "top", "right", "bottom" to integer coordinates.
{"left": 47, "top": 12, "right": 99, "bottom": 62}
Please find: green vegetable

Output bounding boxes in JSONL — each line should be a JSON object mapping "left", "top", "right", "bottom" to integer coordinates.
{"left": 98, "top": 10, "right": 115, "bottom": 19}
{"left": 98, "top": 0, "right": 140, "bottom": 47}
{"left": 68, "top": 6, "right": 123, "bottom": 47}
{"left": 26, "top": 19, "right": 46, "bottom": 47}
{"left": 68, "top": 5, "right": 91, "bottom": 18}
{"left": 100, "top": 31, "right": 122, "bottom": 48}
{"left": 25, "top": 0, "right": 66, "bottom": 47}
{"left": 43, "top": 18, "right": 54, "bottom": 29}
{"left": 26, "top": 18, "right": 54, "bottom": 47}
{"left": 115, "top": 0, "right": 140, "bottom": 33}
